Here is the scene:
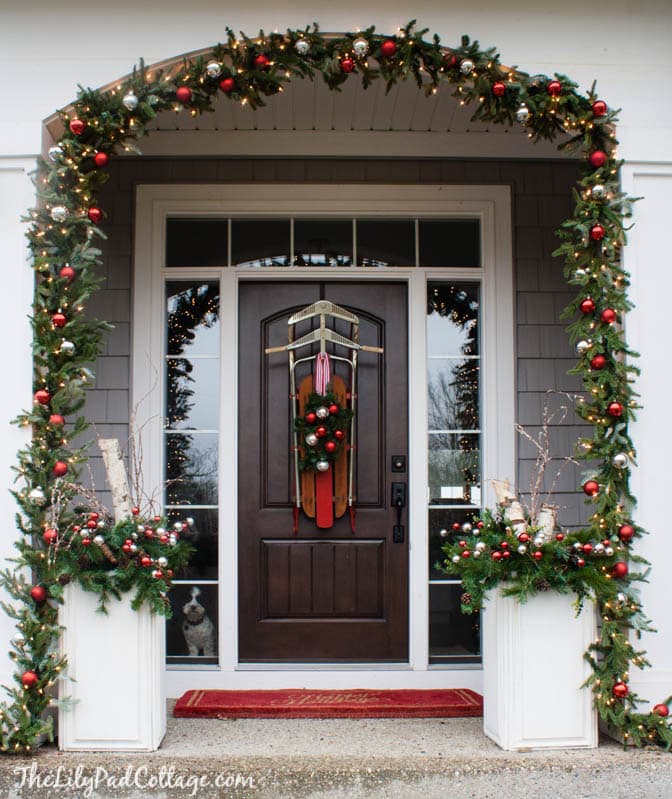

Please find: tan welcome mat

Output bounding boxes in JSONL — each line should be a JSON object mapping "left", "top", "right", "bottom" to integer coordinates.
{"left": 173, "top": 688, "right": 483, "bottom": 719}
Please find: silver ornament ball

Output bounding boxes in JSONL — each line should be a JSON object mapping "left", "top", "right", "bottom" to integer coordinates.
{"left": 50, "top": 205, "right": 68, "bottom": 222}
{"left": 173, "top": 522, "right": 184, "bottom": 533}
{"left": 48, "top": 145, "right": 63, "bottom": 162}
{"left": 156, "top": 526, "right": 166, "bottom": 536}
{"left": 206, "top": 60, "right": 222, "bottom": 78}
{"left": 605, "top": 546, "right": 614, "bottom": 557}
{"left": 316, "top": 406, "right": 329, "bottom": 419}
{"left": 60, "top": 340, "right": 76, "bottom": 355}
{"left": 612, "top": 453, "right": 628, "bottom": 469}
{"left": 472, "top": 549, "right": 481, "bottom": 559}
{"left": 295, "top": 38, "right": 310, "bottom": 56}
{"left": 352, "top": 37, "right": 369, "bottom": 57}
{"left": 439, "top": 528, "right": 448, "bottom": 538}
{"left": 97, "top": 520, "right": 105, "bottom": 529}
{"left": 28, "top": 487, "right": 47, "bottom": 506}
{"left": 305, "top": 433, "right": 318, "bottom": 447}
{"left": 93, "top": 535, "right": 105, "bottom": 546}
{"left": 576, "top": 339, "right": 591, "bottom": 355}
{"left": 460, "top": 59, "right": 474, "bottom": 75}
{"left": 316, "top": 459, "right": 330, "bottom": 472}
{"left": 186, "top": 517, "right": 195, "bottom": 527}
{"left": 461, "top": 522, "right": 472, "bottom": 533}
{"left": 516, "top": 103, "right": 530, "bottom": 123}
{"left": 122, "top": 91, "right": 139, "bottom": 111}
{"left": 517, "top": 545, "right": 527, "bottom": 555}
{"left": 475, "top": 542, "right": 486, "bottom": 552}
{"left": 594, "top": 543, "right": 605, "bottom": 555}
{"left": 533, "top": 537, "right": 544, "bottom": 548}
{"left": 591, "top": 184, "right": 606, "bottom": 199}
{"left": 158, "top": 556, "right": 168, "bottom": 567}
{"left": 452, "top": 555, "right": 461, "bottom": 564}
{"left": 136, "top": 525, "right": 145, "bottom": 534}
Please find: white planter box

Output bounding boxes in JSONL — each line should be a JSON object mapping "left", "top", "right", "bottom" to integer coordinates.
{"left": 482, "top": 588, "right": 597, "bottom": 750}
{"left": 58, "top": 584, "right": 166, "bottom": 751}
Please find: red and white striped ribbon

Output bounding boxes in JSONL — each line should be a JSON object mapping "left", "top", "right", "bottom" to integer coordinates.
{"left": 314, "top": 352, "right": 331, "bottom": 395}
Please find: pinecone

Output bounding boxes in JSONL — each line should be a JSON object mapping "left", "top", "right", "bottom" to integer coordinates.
{"left": 58, "top": 574, "right": 72, "bottom": 586}
{"left": 461, "top": 592, "right": 472, "bottom": 606}
{"left": 535, "top": 579, "right": 551, "bottom": 592}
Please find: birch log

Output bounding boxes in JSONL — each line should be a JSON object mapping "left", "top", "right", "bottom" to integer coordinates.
{"left": 536, "top": 504, "right": 558, "bottom": 543}
{"left": 99, "top": 438, "right": 132, "bottom": 522}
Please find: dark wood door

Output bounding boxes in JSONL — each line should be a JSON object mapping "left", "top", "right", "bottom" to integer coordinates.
{"left": 238, "top": 281, "right": 408, "bottom": 662}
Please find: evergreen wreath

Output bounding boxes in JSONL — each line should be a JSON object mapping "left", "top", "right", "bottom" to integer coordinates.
{"left": 1, "top": 18, "right": 668, "bottom": 750}
{"left": 294, "top": 390, "right": 352, "bottom": 472}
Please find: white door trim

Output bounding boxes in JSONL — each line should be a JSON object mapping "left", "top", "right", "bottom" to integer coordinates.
{"left": 132, "top": 184, "right": 514, "bottom": 696}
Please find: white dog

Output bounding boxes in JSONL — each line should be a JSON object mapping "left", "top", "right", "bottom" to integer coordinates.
{"left": 182, "top": 586, "right": 216, "bottom": 657}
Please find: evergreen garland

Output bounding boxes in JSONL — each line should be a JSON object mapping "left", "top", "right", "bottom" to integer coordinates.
{"left": 0, "top": 19, "right": 668, "bottom": 750}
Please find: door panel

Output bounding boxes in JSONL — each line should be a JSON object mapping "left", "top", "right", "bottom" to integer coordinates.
{"left": 238, "top": 281, "right": 408, "bottom": 661}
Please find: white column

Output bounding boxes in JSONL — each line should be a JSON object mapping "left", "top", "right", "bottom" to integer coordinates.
{"left": 623, "top": 163, "right": 672, "bottom": 708}
{"left": 0, "top": 158, "right": 37, "bottom": 689}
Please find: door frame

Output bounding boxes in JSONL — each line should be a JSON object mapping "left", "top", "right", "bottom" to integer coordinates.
{"left": 133, "top": 183, "right": 514, "bottom": 695}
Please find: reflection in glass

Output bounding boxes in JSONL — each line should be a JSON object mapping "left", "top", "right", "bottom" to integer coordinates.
{"left": 166, "top": 219, "right": 228, "bottom": 267}
{"left": 428, "top": 434, "right": 480, "bottom": 506}
{"left": 167, "top": 509, "right": 218, "bottom": 580}
{"left": 419, "top": 219, "right": 481, "bottom": 267}
{"left": 294, "top": 219, "right": 352, "bottom": 266}
{"left": 166, "top": 358, "right": 220, "bottom": 430}
{"left": 427, "top": 283, "right": 480, "bottom": 356}
{"left": 357, "top": 219, "right": 415, "bottom": 267}
{"left": 166, "top": 432, "right": 218, "bottom": 505}
{"left": 166, "top": 282, "right": 220, "bottom": 356}
{"left": 429, "top": 584, "right": 480, "bottom": 663}
{"left": 231, "top": 219, "right": 291, "bottom": 267}
{"left": 166, "top": 582, "right": 219, "bottom": 665}
{"left": 428, "top": 359, "right": 480, "bottom": 431}
{"left": 428, "top": 509, "right": 476, "bottom": 579}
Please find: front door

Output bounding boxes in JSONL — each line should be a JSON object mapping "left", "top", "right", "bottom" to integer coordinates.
{"left": 238, "top": 281, "right": 408, "bottom": 662}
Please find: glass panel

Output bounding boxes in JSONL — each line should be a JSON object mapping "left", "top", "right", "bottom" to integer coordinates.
{"left": 428, "top": 359, "right": 479, "bottom": 431}
{"left": 166, "top": 358, "right": 219, "bottom": 430}
{"left": 428, "top": 508, "right": 476, "bottom": 579}
{"left": 428, "top": 433, "right": 480, "bottom": 506}
{"left": 166, "top": 219, "right": 228, "bottom": 267}
{"left": 167, "top": 509, "right": 219, "bottom": 580}
{"left": 294, "top": 219, "right": 352, "bottom": 266}
{"left": 166, "top": 432, "right": 218, "bottom": 505}
{"left": 427, "top": 283, "right": 480, "bottom": 356}
{"left": 357, "top": 219, "right": 415, "bottom": 267}
{"left": 166, "top": 582, "right": 219, "bottom": 664}
{"left": 419, "top": 219, "right": 481, "bottom": 267}
{"left": 429, "top": 584, "right": 481, "bottom": 663}
{"left": 231, "top": 219, "right": 291, "bottom": 267}
{"left": 166, "top": 282, "right": 220, "bottom": 356}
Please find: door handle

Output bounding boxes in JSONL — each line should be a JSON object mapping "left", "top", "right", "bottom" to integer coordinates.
{"left": 391, "top": 482, "right": 406, "bottom": 543}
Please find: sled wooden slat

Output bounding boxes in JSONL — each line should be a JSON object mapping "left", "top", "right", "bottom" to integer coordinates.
{"left": 332, "top": 375, "right": 348, "bottom": 519}
{"left": 298, "top": 375, "right": 315, "bottom": 519}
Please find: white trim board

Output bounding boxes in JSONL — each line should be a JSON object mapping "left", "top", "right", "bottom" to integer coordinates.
{"left": 132, "top": 183, "right": 514, "bottom": 695}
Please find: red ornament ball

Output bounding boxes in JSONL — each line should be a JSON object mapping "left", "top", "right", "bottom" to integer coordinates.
{"left": 653, "top": 703, "right": 670, "bottom": 717}
{"left": 502, "top": 551, "right": 511, "bottom": 559}
{"left": 30, "top": 585, "right": 47, "bottom": 603}
{"left": 592, "top": 100, "right": 608, "bottom": 117}
{"left": 254, "top": 54, "right": 270, "bottom": 69}
{"left": 380, "top": 39, "right": 397, "bottom": 57}
{"left": 500, "top": 541, "right": 509, "bottom": 549}
{"left": 52, "top": 461, "right": 68, "bottom": 477}
{"left": 477, "top": 521, "right": 484, "bottom": 529}
{"left": 219, "top": 77, "right": 235, "bottom": 93}
{"left": 555, "top": 533, "right": 565, "bottom": 541}
{"left": 89, "top": 512, "right": 99, "bottom": 521}
{"left": 52, "top": 312, "right": 67, "bottom": 328}
{"left": 601, "top": 308, "right": 617, "bottom": 324}
{"left": 86, "top": 519, "right": 97, "bottom": 530}
{"left": 43, "top": 528, "right": 58, "bottom": 545}
{"left": 590, "top": 355, "right": 607, "bottom": 370}
{"left": 49, "top": 414, "right": 65, "bottom": 425}
{"left": 582, "top": 543, "right": 593, "bottom": 554}
{"left": 583, "top": 480, "right": 599, "bottom": 497}
{"left": 122, "top": 542, "right": 132, "bottom": 553}
{"left": 87, "top": 206, "right": 103, "bottom": 224}
{"left": 315, "top": 426, "right": 327, "bottom": 438}
{"left": 334, "top": 429, "right": 345, "bottom": 440}
{"left": 93, "top": 151, "right": 109, "bottom": 168}
{"left": 589, "top": 150, "right": 608, "bottom": 168}
{"left": 21, "top": 671, "right": 39, "bottom": 689}
{"left": 69, "top": 118, "right": 85, "bottom": 135}
{"left": 443, "top": 52, "right": 458, "bottom": 68}
{"left": 131, "top": 506, "right": 140, "bottom": 516}
{"left": 175, "top": 86, "right": 192, "bottom": 104}
{"left": 340, "top": 57, "right": 355, "bottom": 73}
{"left": 533, "top": 551, "right": 543, "bottom": 561}
{"left": 305, "top": 412, "right": 317, "bottom": 424}
{"left": 580, "top": 297, "right": 596, "bottom": 314}
{"left": 324, "top": 440, "right": 337, "bottom": 453}
{"left": 35, "top": 389, "right": 51, "bottom": 405}
{"left": 492, "top": 81, "right": 506, "bottom": 97}
{"left": 452, "top": 522, "right": 461, "bottom": 531}
{"left": 492, "top": 551, "right": 502, "bottom": 561}
{"left": 141, "top": 556, "right": 152, "bottom": 567}
{"left": 577, "top": 558, "right": 586, "bottom": 567}
{"left": 607, "top": 401, "right": 624, "bottom": 418}
{"left": 612, "top": 681, "right": 629, "bottom": 699}
{"left": 459, "top": 539, "right": 467, "bottom": 548}
{"left": 59, "top": 265, "right": 76, "bottom": 281}
{"left": 328, "top": 403, "right": 339, "bottom": 415}
{"left": 618, "top": 524, "right": 635, "bottom": 542}
{"left": 612, "top": 561, "right": 629, "bottom": 579}
{"left": 153, "top": 569, "right": 164, "bottom": 579}
{"left": 518, "top": 533, "right": 530, "bottom": 543}
{"left": 547, "top": 80, "right": 562, "bottom": 96}
{"left": 590, "top": 224, "right": 605, "bottom": 241}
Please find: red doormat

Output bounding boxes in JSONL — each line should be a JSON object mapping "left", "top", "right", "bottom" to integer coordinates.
{"left": 173, "top": 689, "right": 483, "bottom": 719}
